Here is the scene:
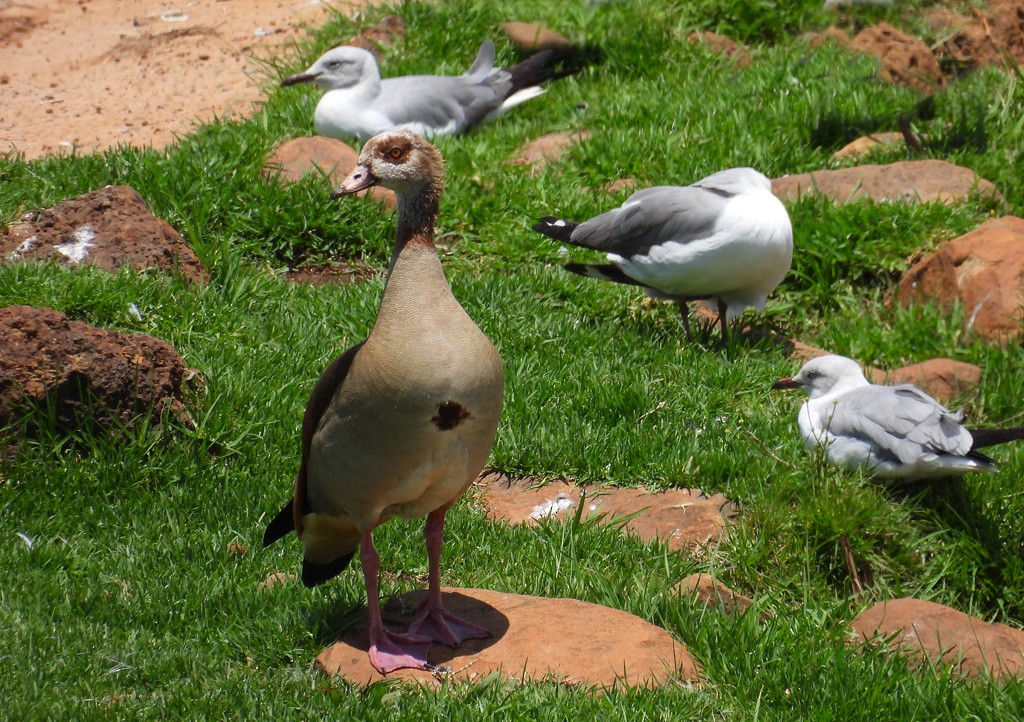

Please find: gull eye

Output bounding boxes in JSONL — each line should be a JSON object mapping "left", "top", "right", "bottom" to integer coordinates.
{"left": 388, "top": 147, "right": 403, "bottom": 160}
{"left": 325, "top": 60, "right": 340, "bottom": 70}
{"left": 805, "top": 371, "right": 819, "bottom": 380}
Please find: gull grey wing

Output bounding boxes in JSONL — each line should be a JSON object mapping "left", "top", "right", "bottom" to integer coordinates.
{"left": 377, "top": 75, "right": 503, "bottom": 130}
{"left": 569, "top": 185, "right": 732, "bottom": 257}
{"left": 828, "top": 386, "right": 973, "bottom": 464}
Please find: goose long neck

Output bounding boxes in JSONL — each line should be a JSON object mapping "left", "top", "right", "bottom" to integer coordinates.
{"left": 387, "top": 180, "right": 443, "bottom": 273}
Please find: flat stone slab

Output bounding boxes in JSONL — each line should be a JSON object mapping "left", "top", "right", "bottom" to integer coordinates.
{"left": 771, "top": 160, "right": 999, "bottom": 205}
{"left": 852, "top": 598, "right": 1024, "bottom": 681}
{"left": 316, "top": 587, "right": 700, "bottom": 688}
{"left": 476, "top": 472, "right": 736, "bottom": 552}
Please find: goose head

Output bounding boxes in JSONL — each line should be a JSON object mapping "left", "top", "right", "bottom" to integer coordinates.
{"left": 332, "top": 130, "right": 444, "bottom": 200}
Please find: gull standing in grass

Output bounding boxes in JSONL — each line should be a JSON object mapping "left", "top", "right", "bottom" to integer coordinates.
{"left": 263, "top": 131, "right": 504, "bottom": 674}
{"left": 772, "top": 354, "right": 1024, "bottom": 480}
{"left": 281, "top": 39, "right": 565, "bottom": 142}
{"left": 532, "top": 167, "right": 793, "bottom": 341}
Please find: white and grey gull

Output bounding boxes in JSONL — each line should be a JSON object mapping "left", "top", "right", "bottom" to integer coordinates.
{"left": 532, "top": 167, "right": 793, "bottom": 341}
{"left": 282, "top": 39, "right": 569, "bottom": 142}
{"left": 772, "top": 354, "right": 1024, "bottom": 480}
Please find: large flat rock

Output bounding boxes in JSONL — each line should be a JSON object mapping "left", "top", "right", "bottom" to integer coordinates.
{"left": 316, "top": 587, "right": 700, "bottom": 688}
{"left": 771, "top": 160, "right": 999, "bottom": 205}
{"left": 852, "top": 598, "right": 1024, "bottom": 681}
{"left": 476, "top": 472, "right": 736, "bottom": 552}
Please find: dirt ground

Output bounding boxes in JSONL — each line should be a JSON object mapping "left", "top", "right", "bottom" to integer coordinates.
{"left": 0, "top": 0, "right": 354, "bottom": 159}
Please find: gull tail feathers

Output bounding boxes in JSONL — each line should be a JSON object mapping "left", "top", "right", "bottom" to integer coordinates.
{"left": 968, "top": 427, "right": 1024, "bottom": 449}
{"left": 564, "top": 263, "right": 645, "bottom": 287}
{"left": 533, "top": 216, "right": 579, "bottom": 242}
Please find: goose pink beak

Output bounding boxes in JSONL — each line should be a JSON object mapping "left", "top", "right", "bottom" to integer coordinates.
{"left": 332, "top": 163, "right": 377, "bottom": 197}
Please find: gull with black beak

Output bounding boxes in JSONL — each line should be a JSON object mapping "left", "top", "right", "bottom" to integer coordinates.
{"left": 772, "top": 354, "right": 1024, "bottom": 480}
{"left": 281, "top": 39, "right": 566, "bottom": 142}
{"left": 263, "top": 130, "right": 504, "bottom": 674}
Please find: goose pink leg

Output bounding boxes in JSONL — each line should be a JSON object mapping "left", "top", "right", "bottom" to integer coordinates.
{"left": 360, "top": 531, "right": 432, "bottom": 674}
{"left": 408, "top": 508, "right": 490, "bottom": 646}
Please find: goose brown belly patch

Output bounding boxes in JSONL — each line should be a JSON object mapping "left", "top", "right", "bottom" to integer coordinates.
{"left": 432, "top": 400, "right": 472, "bottom": 430}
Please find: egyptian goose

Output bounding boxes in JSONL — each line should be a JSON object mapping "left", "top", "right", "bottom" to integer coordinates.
{"left": 533, "top": 167, "right": 793, "bottom": 341}
{"left": 281, "top": 39, "right": 565, "bottom": 142}
{"left": 263, "top": 130, "right": 504, "bottom": 674}
{"left": 773, "top": 355, "right": 1024, "bottom": 480}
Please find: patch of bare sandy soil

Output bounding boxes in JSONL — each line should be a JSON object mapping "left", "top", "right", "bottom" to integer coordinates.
{"left": 0, "top": 0, "right": 355, "bottom": 159}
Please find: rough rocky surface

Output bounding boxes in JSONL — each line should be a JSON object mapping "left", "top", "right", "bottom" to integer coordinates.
{"left": 0, "top": 305, "right": 194, "bottom": 432}
{"left": 934, "top": 0, "right": 1024, "bottom": 72}
{"left": 316, "top": 587, "right": 700, "bottom": 688}
{"left": 263, "top": 136, "right": 397, "bottom": 210}
{"left": 1, "top": 185, "right": 208, "bottom": 284}
{"left": 771, "top": 160, "right": 999, "bottom": 205}
{"left": 852, "top": 598, "right": 1024, "bottom": 681}
{"left": 513, "top": 131, "right": 591, "bottom": 174}
{"left": 896, "top": 216, "right": 1024, "bottom": 340}
{"left": 501, "top": 22, "right": 572, "bottom": 53}
{"left": 0, "top": 0, "right": 335, "bottom": 159}
{"left": 849, "top": 21, "right": 945, "bottom": 93}
{"left": 673, "top": 574, "right": 754, "bottom": 616}
{"left": 476, "top": 472, "right": 737, "bottom": 552}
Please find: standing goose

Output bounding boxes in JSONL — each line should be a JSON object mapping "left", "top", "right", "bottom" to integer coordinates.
{"left": 263, "top": 130, "right": 504, "bottom": 674}
{"left": 532, "top": 167, "right": 793, "bottom": 341}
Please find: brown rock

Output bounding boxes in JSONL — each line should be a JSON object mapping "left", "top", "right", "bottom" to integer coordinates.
{"left": 0, "top": 185, "right": 208, "bottom": 284}
{"left": 831, "top": 131, "right": 906, "bottom": 162}
{"left": 884, "top": 359, "right": 981, "bottom": 402}
{"left": 673, "top": 574, "right": 753, "bottom": 615}
{"left": 852, "top": 598, "right": 1024, "bottom": 681}
{"left": 686, "top": 31, "right": 752, "bottom": 67}
{"left": 501, "top": 22, "right": 572, "bottom": 53}
{"left": 264, "top": 136, "right": 396, "bottom": 210}
{"left": 0, "top": 305, "right": 194, "bottom": 432}
{"left": 896, "top": 216, "right": 1024, "bottom": 340}
{"left": 788, "top": 340, "right": 831, "bottom": 362}
{"left": 936, "top": 1, "right": 1024, "bottom": 71}
{"left": 771, "top": 160, "right": 999, "bottom": 205}
{"left": 513, "top": 131, "right": 591, "bottom": 174}
{"left": 347, "top": 15, "right": 405, "bottom": 59}
{"left": 258, "top": 572, "right": 297, "bottom": 590}
{"left": 316, "top": 587, "right": 700, "bottom": 688}
{"left": 599, "top": 178, "right": 637, "bottom": 196}
{"left": 476, "top": 472, "right": 737, "bottom": 552}
{"left": 849, "top": 22, "right": 945, "bottom": 93}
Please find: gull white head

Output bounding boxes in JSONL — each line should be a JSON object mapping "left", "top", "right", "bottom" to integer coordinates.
{"left": 772, "top": 355, "right": 870, "bottom": 399}
{"left": 281, "top": 45, "right": 380, "bottom": 91}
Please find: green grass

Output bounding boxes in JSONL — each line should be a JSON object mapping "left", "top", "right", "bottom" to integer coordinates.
{"left": 3, "top": 0, "right": 1024, "bottom": 718}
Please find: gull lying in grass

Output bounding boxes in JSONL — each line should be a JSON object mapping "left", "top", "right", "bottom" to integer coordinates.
{"left": 532, "top": 167, "right": 793, "bottom": 341}
{"left": 772, "top": 354, "right": 1024, "bottom": 480}
{"left": 282, "top": 39, "right": 563, "bottom": 142}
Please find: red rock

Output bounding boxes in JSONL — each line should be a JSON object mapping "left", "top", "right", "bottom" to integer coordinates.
{"left": 849, "top": 22, "right": 945, "bottom": 93}
{"left": 346, "top": 15, "right": 405, "bottom": 59}
{"left": 673, "top": 574, "right": 753, "bottom": 615}
{"left": 0, "top": 185, "right": 207, "bottom": 284}
{"left": 883, "top": 359, "right": 981, "bottom": 402}
{"left": 264, "top": 136, "right": 397, "bottom": 210}
{"left": 935, "top": 0, "right": 1024, "bottom": 71}
{"left": 852, "top": 598, "right": 1024, "bottom": 681}
{"left": 771, "top": 160, "right": 999, "bottom": 205}
{"left": 316, "top": 587, "right": 700, "bottom": 688}
{"left": 476, "top": 472, "right": 736, "bottom": 552}
{"left": 831, "top": 131, "right": 906, "bottom": 162}
{"left": 501, "top": 22, "right": 572, "bottom": 53}
{"left": 0, "top": 305, "right": 194, "bottom": 432}
{"left": 896, "top": 216, "right": 1024, "bottom": 340}
{"left": 513, "top": 131, "right": 591, "bottom": 174}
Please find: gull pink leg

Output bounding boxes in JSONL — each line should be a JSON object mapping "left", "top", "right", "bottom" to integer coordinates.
{"left": 408, "top": 508, "right": 490, "bottom": 646}
{"left": 360, "top": 531, "right": 432, "bottom": 674}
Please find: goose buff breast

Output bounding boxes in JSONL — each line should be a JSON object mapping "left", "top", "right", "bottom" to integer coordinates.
{"left": 263, "top": 130, "right": 504, "bottom": 675}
